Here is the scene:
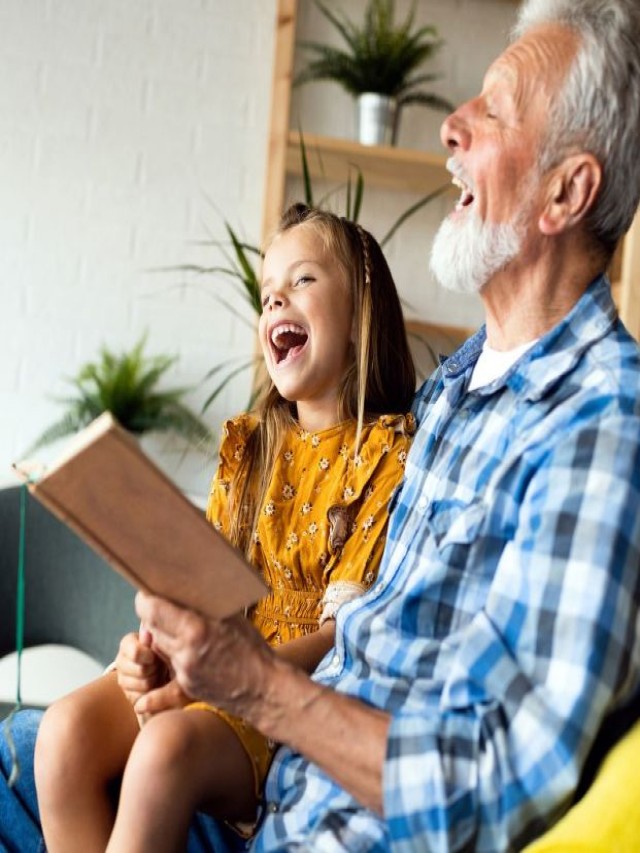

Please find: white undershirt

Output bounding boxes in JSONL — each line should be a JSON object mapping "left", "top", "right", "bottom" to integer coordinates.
{"left": 468, "top": 338, "right": 539, "bottom": 391}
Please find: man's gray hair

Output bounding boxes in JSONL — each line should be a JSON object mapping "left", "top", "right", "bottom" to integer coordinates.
{"left": 514, "top": 0, "right": 640, "bottom": 253}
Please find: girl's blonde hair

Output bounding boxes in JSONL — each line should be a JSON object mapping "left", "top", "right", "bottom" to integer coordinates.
{"left": 228, "top": 203, "right": 415, "bottom": 555}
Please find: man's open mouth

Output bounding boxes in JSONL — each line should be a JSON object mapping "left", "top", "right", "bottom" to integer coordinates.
{"left": 270, "top": 323, "right": 309, "bottom": 365}
{"left": 452, "top": 175, "right": 474, "bottom": 211}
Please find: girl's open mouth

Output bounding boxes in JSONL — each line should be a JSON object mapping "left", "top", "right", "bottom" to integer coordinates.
{"left": 270, "top": 323, "right": 309, "bottom": 365}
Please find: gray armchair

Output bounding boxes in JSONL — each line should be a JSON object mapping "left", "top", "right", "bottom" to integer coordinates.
{"left": 0, "top": 485, "right": 138, "bottom": 717}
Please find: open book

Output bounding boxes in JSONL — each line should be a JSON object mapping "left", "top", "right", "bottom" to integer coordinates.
{"left": 13, "top": 413, "right": 267, "bottom": 620}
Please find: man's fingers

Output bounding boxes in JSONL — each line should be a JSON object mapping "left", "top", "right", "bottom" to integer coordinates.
{"left": 117, "top": 672, "right": 159, "bottom": 694}
{"left": 135, "top": 592, "right": 184, "bottom": 644}
{"left": 134, "top": 681, "right": 187, "bottom": 715}
{"left": 118, "top": 631, "right": 157, "bottom": 666}
{"left": 138, "top": 623, "right": 153, "bottom": 646}
{"left": 135, "top": 591, "right": 211, "bottom": 657}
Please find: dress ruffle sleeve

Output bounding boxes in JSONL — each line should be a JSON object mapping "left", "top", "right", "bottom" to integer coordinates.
{"left": 205, "top": 413, "right": 258, "bottom": 536}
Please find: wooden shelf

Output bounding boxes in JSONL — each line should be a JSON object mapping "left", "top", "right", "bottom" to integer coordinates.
{"left": 286, "top": 131, "right": 452, "bottom": 196}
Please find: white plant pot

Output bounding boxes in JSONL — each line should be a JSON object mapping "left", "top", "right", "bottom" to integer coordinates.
{"left": 356, "top": 93, "right": 399, "bottom": 146}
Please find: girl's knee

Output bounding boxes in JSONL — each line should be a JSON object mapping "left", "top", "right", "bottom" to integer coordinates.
{"left": 37, "top": 696, "right": 82, "bottom": 765}
{"left": 127, "top": 711, "right": 201, "bottom": 778}
{"left": 35, "top": 679, "right": 119, "bottom": 790}
{"left": 35, "top": 696, "right": 90, "bottom": 800}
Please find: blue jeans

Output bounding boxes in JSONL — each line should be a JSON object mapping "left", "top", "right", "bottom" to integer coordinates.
{"left": 0, "top": 710, "right": 246, "bottom": 853}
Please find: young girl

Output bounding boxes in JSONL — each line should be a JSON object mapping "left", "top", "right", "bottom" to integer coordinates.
{"left": 34, "top": 203, "right": 416, "bottom": 852}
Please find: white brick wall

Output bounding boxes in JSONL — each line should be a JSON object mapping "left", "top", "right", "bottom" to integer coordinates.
{"left": 0, "top": 0, "right": 277, "bottom": 497}
{"left": 1, "top": 0, "right": 518, "bottom": 499}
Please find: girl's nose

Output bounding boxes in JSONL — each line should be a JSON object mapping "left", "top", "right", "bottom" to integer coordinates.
{"left": 267, "top": 291, "right": 285, "bottom": 310}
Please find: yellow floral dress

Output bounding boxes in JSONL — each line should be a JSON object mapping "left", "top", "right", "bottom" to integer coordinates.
{"left": 188, "top": 412, "right": 415, "bottom": 801}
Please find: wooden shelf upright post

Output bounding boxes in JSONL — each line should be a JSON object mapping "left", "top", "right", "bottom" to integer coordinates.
{"left": 261, "top": 0, "right": 298, "bottom": 246}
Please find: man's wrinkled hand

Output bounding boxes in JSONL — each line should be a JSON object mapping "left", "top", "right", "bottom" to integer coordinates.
{"left": 134, "top": 592, "right": 276, "bottom": 721}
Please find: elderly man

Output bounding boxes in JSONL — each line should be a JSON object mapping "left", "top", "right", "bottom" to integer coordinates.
{"left": 2, "top": 0, "right": 640, "bottom": 850}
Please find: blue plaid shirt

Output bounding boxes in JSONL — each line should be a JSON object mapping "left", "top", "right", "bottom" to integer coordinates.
{"left": 253, "top": 275, "right": 640, "bottom": 852}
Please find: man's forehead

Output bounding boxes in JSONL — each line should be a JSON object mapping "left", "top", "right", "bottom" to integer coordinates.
{"left": 482, "top": 55, "right": 518, "bottom": 93}
{"left": 483, "top": 25, "right": 578, "bottom": 106}
{"left": 505, "top": 26, "right": 576, "bottom": 80}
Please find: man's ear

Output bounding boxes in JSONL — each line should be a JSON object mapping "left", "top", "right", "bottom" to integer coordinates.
{"left": 538, "top": 154, "right": 602, "bottom": 236}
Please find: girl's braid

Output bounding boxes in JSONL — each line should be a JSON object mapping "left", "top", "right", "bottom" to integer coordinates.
{"left": 355, "top": 223, "right": 371, "bottom": 289}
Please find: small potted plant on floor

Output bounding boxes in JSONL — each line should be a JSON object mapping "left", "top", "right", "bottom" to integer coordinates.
{"left": 294, "top": 0, "right": 454, "bottom": 146}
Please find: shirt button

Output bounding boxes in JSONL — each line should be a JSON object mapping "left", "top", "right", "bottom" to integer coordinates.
{"left": 267, "top": 801, "right": 278, "bottom": 813}
{"left": 332, "top": 653, "right": 340, "bottom": 666}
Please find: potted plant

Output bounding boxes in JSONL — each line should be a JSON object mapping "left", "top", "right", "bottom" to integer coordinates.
{"left": 25, "top": 335, "right": 213, "bottom": 454}
{"left": 294, "top": 0, "right": 455, "bottom": 146}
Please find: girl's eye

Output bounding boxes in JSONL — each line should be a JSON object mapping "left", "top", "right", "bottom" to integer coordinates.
{"left": 294, "top": 275, "right": 312, "bottom": 288}
{"left": 261, "top": 293, "right": 270, "bottom": 309}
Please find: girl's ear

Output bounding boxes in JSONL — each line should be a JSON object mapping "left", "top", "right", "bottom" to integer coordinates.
{"left": 538, "top": 153, "right": 602, "bottom": 236}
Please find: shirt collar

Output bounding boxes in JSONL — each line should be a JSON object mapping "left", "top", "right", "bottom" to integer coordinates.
{"left": 440, "top": 274, "right": 617, "bottom": 401}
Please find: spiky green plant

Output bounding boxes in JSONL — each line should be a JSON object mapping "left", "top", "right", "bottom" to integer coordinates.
{"left": 295, "top": 0, "right": 454, "bottom": 112}
{"left": 26, "top": 336, "right": 213, "bottom": 454}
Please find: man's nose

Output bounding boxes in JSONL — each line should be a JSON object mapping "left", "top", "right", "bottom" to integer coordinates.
{"left": 440, "top": 104, "right": 472, "bottom": 153}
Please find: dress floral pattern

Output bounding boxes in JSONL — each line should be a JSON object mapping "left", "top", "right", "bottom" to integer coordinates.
{"left": 207, "top": 412, "right": 415, "bottom": 645}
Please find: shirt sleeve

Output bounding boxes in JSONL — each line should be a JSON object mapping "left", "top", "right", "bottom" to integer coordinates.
{"left": 320, "top": 417, "right": 413, "bottom": 623}
{"left": 382, "top": 412, "right": 640, "bottom": 850}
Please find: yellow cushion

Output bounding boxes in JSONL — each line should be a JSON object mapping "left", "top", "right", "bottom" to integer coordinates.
{"left": 524, "top": 719, "right": 640, "bottom": 852}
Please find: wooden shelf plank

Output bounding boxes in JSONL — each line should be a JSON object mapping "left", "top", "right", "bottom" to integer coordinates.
{"left": 619, "top": 209, "right": 640, "bottom": 341}
{"left": 286, "top": 131, "right": 452, "bottom": 196}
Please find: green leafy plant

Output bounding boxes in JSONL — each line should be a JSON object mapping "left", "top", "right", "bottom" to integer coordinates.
{"left": 294, "top": 0, "right": 454, "bottom": 112}
{"left": 26, "top": 336, "right": 213, "bottom": 454}
{"left": 169, "top": 133, "right": 449, "bottom": 413}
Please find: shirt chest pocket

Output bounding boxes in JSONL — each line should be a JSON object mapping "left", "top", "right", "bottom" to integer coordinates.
{"left": 422, "top": 498, "right": 492, "bottom": 636}
{"left": 426, "top": 498, "right": 487, "bottom": 561}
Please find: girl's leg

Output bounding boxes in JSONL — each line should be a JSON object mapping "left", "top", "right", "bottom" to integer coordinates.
{"left": 106, "top": 708, "right": 257, "bottom": 853}
{"left": 34, "top": 670, "right": 139, "bottom": 853}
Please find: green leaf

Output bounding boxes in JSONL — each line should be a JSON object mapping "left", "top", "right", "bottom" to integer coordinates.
{"left": 225, "top": 222, "right": 262, "bottom": 315}
{"left": 380, "top": 183, "right": 450, "bottom": 247}
{"left": 201, "top": 357, "right": 260, "bottom": 413}
{"left": 299, "top": 129, "right": 314, "bottom": 207}
{"left": 344, "top": 165, "right": 365, "bottom": 222}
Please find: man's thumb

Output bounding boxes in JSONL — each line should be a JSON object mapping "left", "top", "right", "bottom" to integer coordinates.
{"left": 135, "top": 683, "right": 174, "bottom": 715}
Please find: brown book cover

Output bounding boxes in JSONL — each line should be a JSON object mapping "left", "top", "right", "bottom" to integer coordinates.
{"left": 14, "top": 412, "right": 267, "bottom": 620}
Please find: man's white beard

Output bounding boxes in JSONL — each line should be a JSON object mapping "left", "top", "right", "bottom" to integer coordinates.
{"left": 429, "top": 207, "right": 522, "bottom": 295}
